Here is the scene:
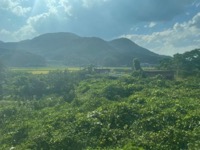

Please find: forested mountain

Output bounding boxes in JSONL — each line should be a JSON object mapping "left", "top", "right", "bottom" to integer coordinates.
{"left": 109, "top": 38, "right": 163, "bottom": 65}
{"left": 0, "top": 48, "right": 46, "bottom": 67}
{"left": 0, "top": 32, "right": 167, "bottom": 67}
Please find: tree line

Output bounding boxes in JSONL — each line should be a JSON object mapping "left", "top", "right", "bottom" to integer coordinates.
{"left": 158, "top": 49, "right": 200, "bottom": 77}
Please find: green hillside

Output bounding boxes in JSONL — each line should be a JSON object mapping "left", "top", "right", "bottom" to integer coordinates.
{"left": 0, "top": 32, "right": 168, "bottom": 67}
{"left": 109, "top": 38, "right": 165, "bottom": 65}
{"left": 0, "top": 48, "right": 46, "bottom": 67}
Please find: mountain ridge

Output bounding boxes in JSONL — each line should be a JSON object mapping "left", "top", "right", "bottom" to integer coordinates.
{"left": 0, "top": 32, "right": 168, "bottom": 67}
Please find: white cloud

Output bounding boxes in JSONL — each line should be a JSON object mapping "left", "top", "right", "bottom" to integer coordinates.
{"left": 122, "top": 13, "right": 200, "bottom": 56}
{"left": 0, "top": 25, "right": 37, "bottom": 42}
{"left": 27, "top": 13, "right": 50, "bottom": 26}
{"left": 0, "top": 12, "right": 51, "bottom": 41}
{"left": 13, "top": 25, "right": 37, "bottom": 41}
{"left": 0, "top": 29, "right": 12, "bottom": 41}
{"left": 149, "top": 22, "right": 157, "bottom": 28}
{"left": 145, "top": 22, "right": 157, "bottom": 28}
{"left": 58, "top": 0, "right": 72, "bottom": 16}
{"left": 0, "top": 0, "right": 31, "bottom": 16}
{"left": 0, "top": 26, "right": 37, "bottom": 42}
{"left": 0, "top": 0, "right": 73, "bottom": 42}
{"left": 45, "top": 0, "right": 58, "bottom": 14}
{"left": 188, "top": 12, "right": 200, "bottom": 28}
{"left": 12, "top": 5, "right": 31, "bottom": 16}
{"left": 0, "top": 29, "right": 10, "bottom": 35}
{"left": 44, "top": 0, "right": 73, "bottom": 16}
{"left": 82, "top": 0, "right": 109, "bottom": 8}
{"left": 0, "top": 0, "right": 17, "bottom": 8}
{"left": 12, "top": 12, "right": 52, "bottom": 41}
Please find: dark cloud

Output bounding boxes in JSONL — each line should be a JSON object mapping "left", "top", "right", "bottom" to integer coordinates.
{"left": 124, "top": 0, "right": 195, "bottom": 21}
{"left": 63, "top": 0, "right": 197, "bottom": 39}
{"left": 112, "top": 0, "right": 196, "bottom": 21}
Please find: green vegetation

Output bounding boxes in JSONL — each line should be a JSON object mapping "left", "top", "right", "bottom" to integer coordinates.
{"left": 132, "top": 58, "right": 142, "bottom": 71}
{"left": 158, "top": 49, "right": 200, "bottom": 77}
{"left": 0, "top": 49, "right": 199, "bottom": 149}
{"left": 0, "top": 61, "right": 5, "bottom": 99}
{"left": 0, "top": 72, "right": 199, "bottom": 150}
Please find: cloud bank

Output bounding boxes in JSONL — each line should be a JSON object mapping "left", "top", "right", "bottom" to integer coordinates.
{"left": 123, "top": 13, "right": 200, "bottom": 55}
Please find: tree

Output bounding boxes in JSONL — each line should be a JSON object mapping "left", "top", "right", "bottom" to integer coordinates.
{"left": 132, "top": 58, "right": 141, "bottom": 71}
{"left": 181, "top": 49, "right": 200, "bottom": 71}
{"left": 0, "top": 61, "right": 5, "bottom": 98}
{"left": 173, "top": 49, "right": 200, "bottom": 76}
{"left": 158, "top": 58, "right": 173, "bottom": 70}
{"left": 159, "top": 49, "right": 200, "bottom": 77}
{"left": 173, "top": 53, "right": 183, "bottom": 77}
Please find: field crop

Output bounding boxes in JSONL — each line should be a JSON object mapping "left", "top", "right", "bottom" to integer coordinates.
{"left": 10, "top": 67, "right": 81, "bottom": 74}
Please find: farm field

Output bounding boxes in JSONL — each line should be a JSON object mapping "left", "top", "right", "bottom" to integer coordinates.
{"left": 10, "top": 67, "right": 82, "bottom": 74}
{"left": 9, "top": 66, "right": 132, "bottom": 74}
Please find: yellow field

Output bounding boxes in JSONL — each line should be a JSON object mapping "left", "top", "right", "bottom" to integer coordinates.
{"left": 10, "top": 67, "right": 81, "bottom": 74}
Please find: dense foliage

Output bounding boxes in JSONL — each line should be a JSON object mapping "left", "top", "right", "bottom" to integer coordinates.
{"left": 0, "top": 66, "right": 199, "bottom": 150}
{"left": 159, "top": 49, "right": 200, "bottom": 77}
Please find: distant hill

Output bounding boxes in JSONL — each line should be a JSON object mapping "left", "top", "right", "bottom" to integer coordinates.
{"left": 0, "top": 32, "right": 168, "bottom": 67}
{"left": 0, "top": 48, "right": 46, "bottom": 67}
{"left": 109, "top": 38, "right": 164, "bottom": 66}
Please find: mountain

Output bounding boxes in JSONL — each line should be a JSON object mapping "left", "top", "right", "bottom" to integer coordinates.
{"left": 109, "top": 38, "right": 163, "bottom": 65}
{"left": 0, "top": 48, "right": 46, "bottom": 67}
{"left": 0, "top": 32, "right": 168, "bottom": 67}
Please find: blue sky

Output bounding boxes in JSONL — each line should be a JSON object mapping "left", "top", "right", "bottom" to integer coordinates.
{"left": 0, "top": 0, "right": 200, "bottom": 55}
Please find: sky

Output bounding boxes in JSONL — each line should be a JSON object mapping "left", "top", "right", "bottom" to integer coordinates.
{"left": 0, "top": 0, "right": 200, "bottom": 56}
